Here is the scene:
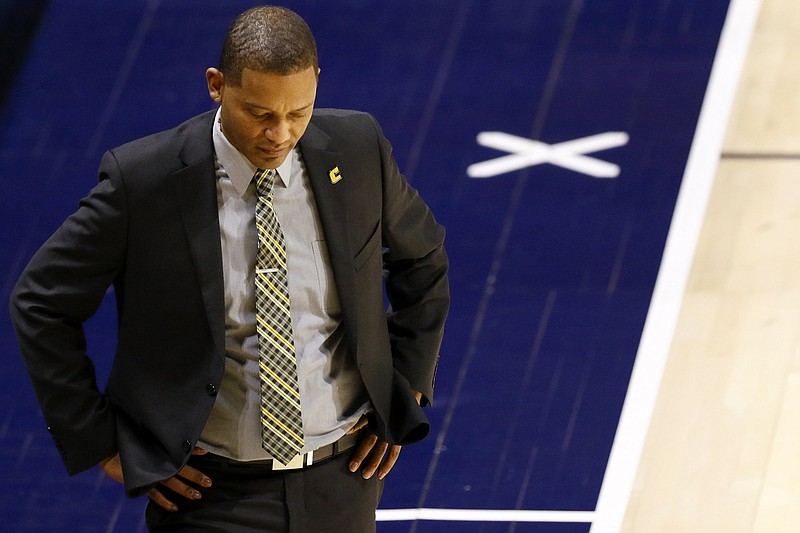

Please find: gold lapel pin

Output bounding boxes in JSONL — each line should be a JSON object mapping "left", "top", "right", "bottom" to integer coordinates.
{"left": 329, "top": 166, "right": 343, "bottom": 184}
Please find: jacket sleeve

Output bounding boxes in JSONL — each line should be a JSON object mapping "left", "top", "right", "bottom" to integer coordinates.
{"left": 9, "top": 151, "right": 127, "bottom": 475}
{"left": 371, "top": 115, "right": 450, "bottom": 406}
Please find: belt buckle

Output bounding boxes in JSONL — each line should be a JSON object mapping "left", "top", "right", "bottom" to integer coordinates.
{"left": 271, "top": 451, "right": 312, "bottom": 471}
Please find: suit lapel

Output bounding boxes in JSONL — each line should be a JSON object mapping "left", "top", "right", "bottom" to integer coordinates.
{"left": 171, "top": 111, "right": 226, "bottom": 358}
{"left": 299, "top": 122, "right": 359, "bottom": 343}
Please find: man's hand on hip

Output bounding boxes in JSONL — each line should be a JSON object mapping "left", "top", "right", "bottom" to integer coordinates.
{"left": 345, "top": 390, "right": 423, "bottom": 480}
{"left": 99, "top": 448, "right": 212, "bottom": 512}
{"left": 346, "top": 418, "right": 402, "bottom": 481}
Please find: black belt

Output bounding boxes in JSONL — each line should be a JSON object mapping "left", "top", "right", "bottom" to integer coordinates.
{"left": 201, "top": 432, "right": 361, "bottom": 471}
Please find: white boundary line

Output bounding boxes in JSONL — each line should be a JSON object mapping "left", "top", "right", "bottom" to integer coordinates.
{"left": 590, "top": 0, "right": 762, "bottom": 532}
{"left": 377, "top": 508, "right": 594, "bottom": 523}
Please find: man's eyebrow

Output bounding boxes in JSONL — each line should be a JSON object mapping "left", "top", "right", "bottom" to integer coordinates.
{"left": 288, "top": 104, "right": 314, "bottom": 113}
{"left": 245, "top": 102, "right": 314, "bottom": 113}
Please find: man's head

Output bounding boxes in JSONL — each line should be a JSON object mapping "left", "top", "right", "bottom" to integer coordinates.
{"left": 219, "top": 6, "right": 318, "bottom": 84}
{"left": 207, "top": 6, "right": 320, "bottom": 169}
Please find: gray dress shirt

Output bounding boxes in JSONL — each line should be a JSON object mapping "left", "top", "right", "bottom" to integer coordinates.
{"left": 198, "top": 108, "right": 370, "bottom": 460}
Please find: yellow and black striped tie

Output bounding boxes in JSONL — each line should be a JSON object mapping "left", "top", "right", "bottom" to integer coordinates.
{"left": 254, "top": 168, "right": 304, "bottom": 465}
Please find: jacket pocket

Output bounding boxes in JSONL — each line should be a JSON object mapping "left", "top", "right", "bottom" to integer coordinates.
{"left": 354, "top": 222, "right": 381, "bottom": 272}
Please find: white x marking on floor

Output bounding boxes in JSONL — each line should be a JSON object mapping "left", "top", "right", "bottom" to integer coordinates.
{"left": 467, "top": 131, "right": 630, "bottom": 179}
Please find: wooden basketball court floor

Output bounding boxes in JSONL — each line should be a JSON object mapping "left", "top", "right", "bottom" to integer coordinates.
{"left": 622, "top": 0, "right": 800, "bottom": 530}
{"left": 0, "top": 0, "right": 796, "bottom": 531}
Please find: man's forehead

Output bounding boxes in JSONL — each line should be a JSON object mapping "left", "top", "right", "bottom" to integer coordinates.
{"left": 238, "top": 66, "right": 317, "bottom": 83}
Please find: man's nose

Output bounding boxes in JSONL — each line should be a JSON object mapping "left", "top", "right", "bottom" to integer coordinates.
{"left": 264, "top": 120, "right": 290, "bottom": 145}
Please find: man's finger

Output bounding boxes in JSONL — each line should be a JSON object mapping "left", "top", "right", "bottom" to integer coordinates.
{"left": 361, "top": 440, "right": 389, "bottom": 479}
{"left": 377, "top": 444, "right": 402, "bottom": 480}
{"left": 348, "top": 432, "right": 378, "bottom": 472}
{"left": 148, "top": 488, "right": 178, "bottom": 512}
{"left": 177, "top": 464, "right": 212, "bottom": 488}
{"left": 161, "top": 474, "right": 203, "bottom": 502}
{"left": 346, "top": 417, "right": 369, "bottom": 435}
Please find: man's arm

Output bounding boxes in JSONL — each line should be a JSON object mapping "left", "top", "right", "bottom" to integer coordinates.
{"left": 10, "top": 153, "right": 215, "bottom": 511}
{"left": 9, "top": 151, "right": 127, "bottom": 475}
{"left": 345, "top": 115, "right": 449, "bottom": 479}
{"left": 373, "top": 116, "right": 450, "bottom": 405}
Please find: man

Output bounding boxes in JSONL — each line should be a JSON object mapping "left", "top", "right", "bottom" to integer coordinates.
{"left": 9, "top": 5, "right": 448, "bottom": 531}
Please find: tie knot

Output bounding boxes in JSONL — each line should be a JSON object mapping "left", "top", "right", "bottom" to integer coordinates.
{"left": 255, "top": 168, "right": 277, "bottom": 197}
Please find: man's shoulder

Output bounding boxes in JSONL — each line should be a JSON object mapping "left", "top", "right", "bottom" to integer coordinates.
{"left": 312, "top": 108, "right": 370, "bottom": 118}
{"left": 108, "top": 110, "right": 215, "bottom": 166}
{"left": 309, "top": 108, "right": 382, "bottom": 144}
{"left": 311, "top": 108, "right": 376, "bottom": 129}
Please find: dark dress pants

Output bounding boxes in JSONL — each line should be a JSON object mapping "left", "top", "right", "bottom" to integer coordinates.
{"left": 145, "top": 451, "right": 383, "bottom": 532}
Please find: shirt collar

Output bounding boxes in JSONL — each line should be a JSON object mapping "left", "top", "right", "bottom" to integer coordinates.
{"left": 212, "top": 107, "right": 295, "bottom": 197}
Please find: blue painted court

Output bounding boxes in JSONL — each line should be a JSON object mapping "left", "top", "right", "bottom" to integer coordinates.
{"left": 0, "top": 1, "right": 733, "bottom": 530}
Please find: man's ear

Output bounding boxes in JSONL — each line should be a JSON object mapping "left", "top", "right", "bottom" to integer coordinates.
{"left": 206, "top": 68, "right": 224, "bottom": 103}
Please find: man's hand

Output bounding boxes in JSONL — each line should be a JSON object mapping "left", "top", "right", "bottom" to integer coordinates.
{"left": 346, "top": 419, "right": 401, "bottom": 480}
{"left": 99, "top": 448, "right": 212, "bottom": 512}
{"left": 346, "top": 390, "right": 423, "bottom": 480}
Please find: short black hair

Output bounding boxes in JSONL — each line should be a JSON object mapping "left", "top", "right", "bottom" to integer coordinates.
{"left": 219, "top": 6, "right": 318, "bottom": 85}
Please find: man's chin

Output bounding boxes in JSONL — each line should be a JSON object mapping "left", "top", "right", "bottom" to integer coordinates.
{"left": 250, "top": 149, "right": 289, "bottom": 170}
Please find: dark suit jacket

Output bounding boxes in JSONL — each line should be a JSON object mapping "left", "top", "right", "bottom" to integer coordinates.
{"left": 9, "top": 109, "right": 449, "bottom": 497}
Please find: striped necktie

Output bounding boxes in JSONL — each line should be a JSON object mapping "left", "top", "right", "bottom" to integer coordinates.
{"left": 254, "top": 168, "right": 304, "bottom": 465}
